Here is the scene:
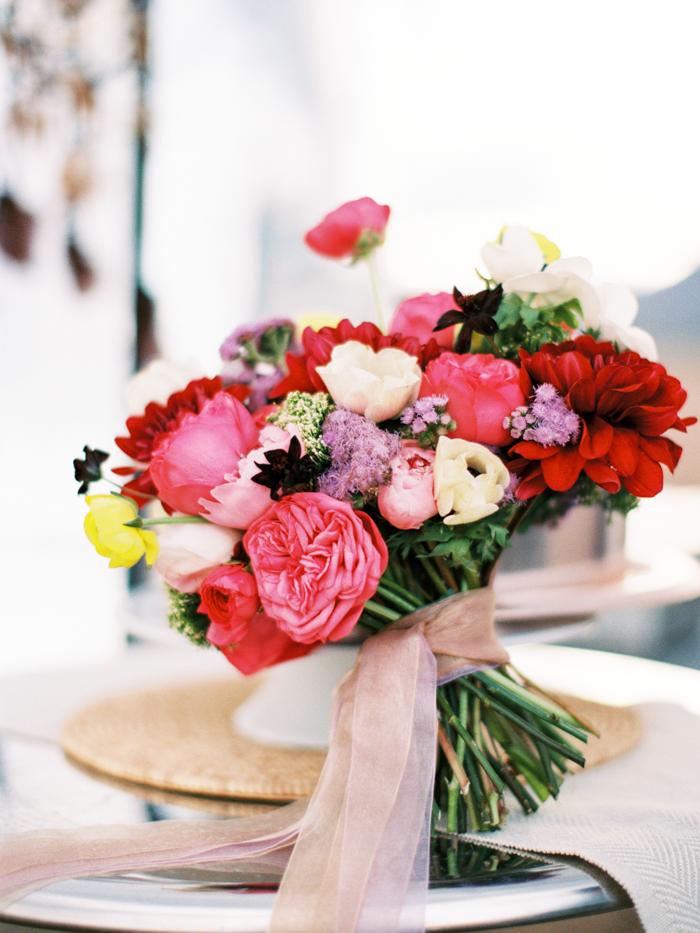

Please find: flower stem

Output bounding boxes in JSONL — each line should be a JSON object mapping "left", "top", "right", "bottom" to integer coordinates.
{"left": 365, "top": 251, "right": 386, "bottom": 333}
{"left": 125, "top": 515, "right": 208, "bottom": 528}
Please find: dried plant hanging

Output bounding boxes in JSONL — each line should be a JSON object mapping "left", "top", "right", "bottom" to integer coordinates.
{"left": 0, "top": 0, "right": 147, "bottom": 287}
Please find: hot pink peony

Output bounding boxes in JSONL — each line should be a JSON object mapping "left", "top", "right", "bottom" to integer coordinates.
{"left": 304, "top": 197, "right": 390, "bottom": 260}
{"left": 199, "top": 563, "right": 261, "bottom": 647}
{"left": 219, "top": 610, "right": 321, "bottom": 675}
{"left": 389, "top": 292, "right": 458, "bottom": 348}
{"left": 420, "top": 352, "right": 526, "bottom": 447}
{"left": 149, "top": 393, "right": 259, "bottom": 515}
{"left": 244, "top": 492, "right": 388, "bottom": 644}
{"left": 377, "top": 442, "right": 438, "bottom": 529}
{"left": 201, "top": 425, "right": 301, "bottom": 529}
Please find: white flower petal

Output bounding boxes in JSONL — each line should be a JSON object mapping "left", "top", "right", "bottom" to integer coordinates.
{"left": 481, "top": 226, "right": 545, "bottom": 284}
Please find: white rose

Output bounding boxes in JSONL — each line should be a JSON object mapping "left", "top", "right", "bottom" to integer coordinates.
{"left": 316, "top": 341, "right": 421, "bottom": 422}
{"left": 433, "top": 437, "right": 510, "bottom": 526}
{"left": 154, "top": 521, "right": 241, "bottom": 593}
{"left": 126, "top": 359, "right": 206, "bottom": 416}
{"left": 589, "top": 282, "right": 658, "bottom": 360}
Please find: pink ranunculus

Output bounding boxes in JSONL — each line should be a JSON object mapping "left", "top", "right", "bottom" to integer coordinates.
{"left": 199, "top": 563, "right": 260, "bottom": 647}
{"left": 201, "top": 425, "right": 301, "bottom": 529}
{"left": 218, "top": 611, "right": 321, "bottom": 676}
{"left": 304, "top": 197, "right": 390, "bottom": 260}
{"left": 244, "top": 492, "right": 388, "bottom": 645}
{"left": 420, "top": 352, "right": 526, "bottom": 447}
{"left": 149, "top": 392, "right": 259, "bottom": 515}
{"left": 377, "top": 442, "right": 438, "bottom": 530}
{"left": 389, "top": 292, "right": 458, "bottom": 348}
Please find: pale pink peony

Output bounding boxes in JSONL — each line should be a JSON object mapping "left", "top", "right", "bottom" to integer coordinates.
{"left": 304, "top": 197, "right": 390, "bottom": 260}
{"left": 199, "top": 563, "right": 260, "bottom": 647}
{"left": 244, "top": 492, "right": 388, "bottom": 644}
{"left": 149, "top": 393, "right": 259, "bottom": 515}
{"left": 420, "top": 352, "right": 526, "bottom": 447}
{"left": 389, "top": 292, "right": 457, "bottom": 348}
{"left": 153, "top": 521, "right": 241, "bottom": 593}
{"left": 201, "top": 425, "right": 301, "bottom": 529}
{"left": 377, "top": 442, "right": 438, "bottom": 529}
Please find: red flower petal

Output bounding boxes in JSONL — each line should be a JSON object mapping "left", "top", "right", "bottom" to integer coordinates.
{"left": 578, "top": 415, "right": 614, "bottom": 459}
{"left": 541, "top": 447, "right": 586, "bottom": 491}
{"left": 622, "top": 451, "right": 664, "bottom": 497}
{"left": 583, "top": 460, "right": 621, "bottom": 493}
{"left": 606, "top": 429, "right": 639, "bottom": 476}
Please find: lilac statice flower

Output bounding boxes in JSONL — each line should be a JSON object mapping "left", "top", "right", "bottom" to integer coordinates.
{"left": 504, "top": 383, "right": 581, "bottom": 447}
{"left": 318, "top": 408, "right": 401, "bottom": 503}
{"left": 399, "top": 395, "right": 455, "bottom": 448}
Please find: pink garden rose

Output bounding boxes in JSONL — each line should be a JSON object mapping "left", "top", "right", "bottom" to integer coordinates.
{"left": 218, "top": 611, "right": 321, "bottom": 676}
{"left": 377, "top": 442, "right": 438, "bottom": 529}
{"left": 420, "top": 352, "right": 526, "bottom": 447}
{"left": 150, "top": 392, "right": 259, "bottom": 515}
{"left": 244, "top": 492, "right": 388, "bottom": 644}
{"left": 304, "top": 197, "right": 390, "bottom": 260}
{"left": 389, "top": 292, "right": 458, "bottom": 348}
{"left": 201, "top": 425, "right": 301, "bottom": 529}
{"left": 199, "top": 563, "right": 261, "bottom": 647}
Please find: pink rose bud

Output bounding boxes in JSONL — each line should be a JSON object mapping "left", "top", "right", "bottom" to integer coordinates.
{"left": 199, "top": 563, "right": 260, "bottom": 647}
{"left": 389, "top": 292, "right": 459, "bottom": 348}
{"left": 304, "top": 197, "right": 390, "bottom": 260}
{"left": 377, "top": 442, "right": 438, "bottom": 530}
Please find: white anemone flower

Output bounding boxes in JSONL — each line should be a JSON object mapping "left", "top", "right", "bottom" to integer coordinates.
{"left": 316, "top": 341, "right": 422, "bottom": 422}
{"left": 503, "top": 256, "right": 600, "bottom": 323}
{"left": 481, "top": 226, "right": 547, "bottom": 284}
{"left": 590, "top": 282, "right": 658, "bottom": 360}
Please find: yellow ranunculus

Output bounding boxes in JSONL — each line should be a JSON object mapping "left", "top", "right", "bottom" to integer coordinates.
{"left": 84, "top": 495, "right": 159, "bottom": 568}
{"left": 433, "top": 437, "right": 510, "bottom": 526}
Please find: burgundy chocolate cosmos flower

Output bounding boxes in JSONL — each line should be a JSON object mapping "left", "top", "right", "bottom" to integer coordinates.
{"left": 304, "top": 197, "right": 390, "bottom": 260}
{"left": 509, "top": 335, "right": 695, "bottom": 499}
{"left": 113, "top": 377, "right": 250, "bottom": 504}
{"left": 271, "top": 319, "right": 443, "bottom": 399}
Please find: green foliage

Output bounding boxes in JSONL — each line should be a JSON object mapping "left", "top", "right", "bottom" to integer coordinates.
{"left": 490, "top": 292, "right": 580, "bottom": 359}
{"left": 516, "top": 477, "right": 639, "bottom": 534}
{"left": 165, "top": 585, "right": 212, "bottom": 649}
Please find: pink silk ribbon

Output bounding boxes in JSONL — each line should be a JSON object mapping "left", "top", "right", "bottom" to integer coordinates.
{"left": 1, "top": 587, "right": 507, "bottom": 932}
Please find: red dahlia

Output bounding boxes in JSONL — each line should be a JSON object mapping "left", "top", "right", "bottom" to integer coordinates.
{"left": 271, "top": 318, "right": 444, "bottom": 398}
{"left": 509, "top": 335, "right": 695, "bottom": 499}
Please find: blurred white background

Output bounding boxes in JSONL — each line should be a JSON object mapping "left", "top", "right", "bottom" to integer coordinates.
{"left": 1, "top": 0, "right": 699, "bottom": 675}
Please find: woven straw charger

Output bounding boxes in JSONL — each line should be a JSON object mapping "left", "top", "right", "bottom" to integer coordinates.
{"left": 61, "top": 663, "right": 643, "bottom": 814}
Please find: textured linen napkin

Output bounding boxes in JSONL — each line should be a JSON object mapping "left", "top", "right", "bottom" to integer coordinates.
{"left": 458, "top": 703, "right": 700, "bottom": 933}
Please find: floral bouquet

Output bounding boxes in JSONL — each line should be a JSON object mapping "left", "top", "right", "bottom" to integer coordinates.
{"left": 75, "top": 197, "right": 695, "bottom": 839}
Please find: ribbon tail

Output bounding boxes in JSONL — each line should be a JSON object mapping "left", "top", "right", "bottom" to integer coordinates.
{"left": 0, "top": 799, "right": 307, "bottom": 910}
{"left": 269, "top": 627, "right": 437, "bottom": 933}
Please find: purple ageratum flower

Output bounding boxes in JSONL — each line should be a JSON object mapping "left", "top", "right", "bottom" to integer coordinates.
{"left": 318, "top": 408, "right": 401, "bottom": 502}
{"left": 505, "top": 383, "right": 581, "bottom": 447}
